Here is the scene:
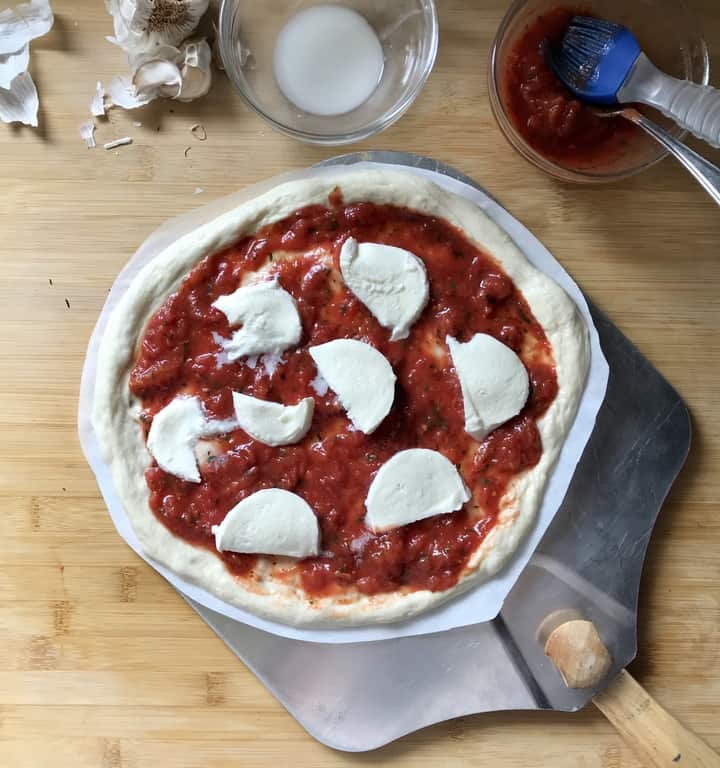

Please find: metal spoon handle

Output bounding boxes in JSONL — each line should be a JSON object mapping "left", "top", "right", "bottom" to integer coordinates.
{"left": 624, "top": 109, "right": 720, "bottom": 206}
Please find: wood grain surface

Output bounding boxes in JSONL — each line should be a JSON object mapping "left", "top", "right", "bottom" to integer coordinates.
{"left": 2, "top": 1, "right": 719, "bottom": 765}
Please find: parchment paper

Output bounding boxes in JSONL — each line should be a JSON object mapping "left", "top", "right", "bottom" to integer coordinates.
{"left": 78, "top": 161, "right": 609, "bottom": 643}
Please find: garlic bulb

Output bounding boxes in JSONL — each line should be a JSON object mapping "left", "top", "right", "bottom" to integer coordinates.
{"left": 106, "top": 0, "right": 209, "bottom": 53}
{"left": 98, "top": 0, "right": 213, "bottom": 114}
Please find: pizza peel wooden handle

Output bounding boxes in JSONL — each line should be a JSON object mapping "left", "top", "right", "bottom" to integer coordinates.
{"left": 545, "top": 620, "right": 720, "bottom": 768}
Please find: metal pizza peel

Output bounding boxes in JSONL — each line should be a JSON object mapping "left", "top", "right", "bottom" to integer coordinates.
{"left": 179, "top": 153, "right": 715, "bottom": 763}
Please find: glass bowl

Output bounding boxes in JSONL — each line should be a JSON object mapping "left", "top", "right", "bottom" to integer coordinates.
{"left": 218, "top": 0, "right": 438, "bottom": 145}
{"left": 488, "top": 0, "right": 709, "bottom": 182}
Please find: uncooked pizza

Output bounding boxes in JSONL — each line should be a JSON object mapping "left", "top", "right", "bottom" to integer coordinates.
{"left": 94, "top": 169, "right": 589, "bottom": 626}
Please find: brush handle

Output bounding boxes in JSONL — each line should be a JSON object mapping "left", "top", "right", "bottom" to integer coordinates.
{"left": 622, "top": 108, "right": 720, "bottom": 206}
{"left": 650, "top": 80, "right": 720, "bottom": 149}
{"left": 620, "top": 54, "right": 720, "bottom": 148}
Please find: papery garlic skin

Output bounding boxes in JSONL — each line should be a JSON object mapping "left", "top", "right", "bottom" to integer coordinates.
{"left": 0, "top": 69, "right": 39, "bottom": 126}
{"left": 90, "top": 80, "right": 106, "bottom": 116}
{"left": 106, "top": 74, "right": 153, "bottom": 110}
{"left": 0, "top": 0, "right": 54, "bottom": 127}
{"left": 80, "top": 120, "right": 96, "bottom": 148}
{"left": 0, "top": 44, "right": 29, "bottom": 90}
{"left": 0, "top": 0, "right": 54, "bottom": 54}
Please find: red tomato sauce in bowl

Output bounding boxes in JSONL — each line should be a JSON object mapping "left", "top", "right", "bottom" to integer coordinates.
{"left": 502, "top": 8, "right": 638, "bottom": 168}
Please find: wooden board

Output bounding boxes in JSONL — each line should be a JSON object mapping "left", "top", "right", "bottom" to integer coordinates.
{"left": 1, "top": 1, "right": 719, "bottom": 765}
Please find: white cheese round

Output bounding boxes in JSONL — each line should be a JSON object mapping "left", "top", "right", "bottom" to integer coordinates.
{"left": 232, "top": 392, "right": 314, "bottom": 447}
{"left": 212, "top": 489, "right": 320, "bottom": 558}
{"left": 447, "top": 333, "right": 530, "bottom": 442}
{"left": 146, "top": 396, "right": 206, "bottom": 483}
{"left": 309, "top": 338, "right": 396, "bottom": 434}
{"left": 212, "top": 278, "right": 302, "bottom": 360}
{"left": 365, "top": 448, "right": 471, "bottom": 532}
{"left": 339, "top": 237, "right": 429, "bottom": 341}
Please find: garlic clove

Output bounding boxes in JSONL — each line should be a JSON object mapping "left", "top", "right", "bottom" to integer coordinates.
{"left": 129, "top": 44, "right": 183, "bottom": 100}
{"left": 176, "top": 38, "right": 211, "bottom": 101}
{"left": 0, "top": 44, "right": 29, "bottom": 90}
{"left": 0, "top": 69, "right": 39, "bottom": 126}
{"left": 0, "top": 0, "right": 54, "bottom": 55}
{"left": 133, "top": 57, "right": 182, "bottom": 99}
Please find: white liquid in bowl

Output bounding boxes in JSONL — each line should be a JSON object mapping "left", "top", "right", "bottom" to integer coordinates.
{"left": 273, "top": 5, "right": 384, "bottom": 116}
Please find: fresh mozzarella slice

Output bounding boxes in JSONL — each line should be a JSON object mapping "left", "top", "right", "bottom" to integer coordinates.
{"left": 339, "top": 237, "right": 429, "bottom": 341}
{"left": 232, "top": 392, "right": 314, "bottom": 446}
{"left": 212, "top": 489, "right": 320, "bottom": 558}
{"left": 147, "top": 396, "right": 206, "bottom": 483}
{"left": 212, "top": 279, "right": 302, "bottom": 360}
{"left": 309, "top": 339, "right": 395, "bottom": 433}
{"left": 365, "top": 448, "right": 470, "bottom": 532}
{"left": 447, "top": 333, "right": 529, "bottom": 442}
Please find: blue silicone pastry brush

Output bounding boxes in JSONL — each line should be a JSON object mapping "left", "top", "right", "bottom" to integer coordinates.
{"left": 549, "top": 16, "right": 720, "bottom": 148}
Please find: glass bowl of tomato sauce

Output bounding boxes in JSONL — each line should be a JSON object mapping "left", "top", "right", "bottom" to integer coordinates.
{"left": 489, "top": 0, "right": 709, "bottom": 182}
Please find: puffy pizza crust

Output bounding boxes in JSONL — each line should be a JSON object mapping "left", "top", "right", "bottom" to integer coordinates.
{"left": 93, "top": 169, "right": 590, "bottom": 627}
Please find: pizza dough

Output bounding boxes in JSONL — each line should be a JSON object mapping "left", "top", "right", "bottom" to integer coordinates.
{"left": 93, "top": 169, "right": 590, "bottom": 627}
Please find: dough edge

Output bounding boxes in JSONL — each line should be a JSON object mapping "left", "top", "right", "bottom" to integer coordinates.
{"left": 93, "top": 168, "right": 590, "bottom": 628}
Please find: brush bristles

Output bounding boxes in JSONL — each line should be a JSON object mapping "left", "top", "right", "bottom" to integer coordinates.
{"left": 559, "top": 16, "right": 622, "bottom": 85}
{"left": 570, "top": 16, "right": 622, "bottom": 36}
{"left": 548, "top": 48, "right": 585, "bottom": 90}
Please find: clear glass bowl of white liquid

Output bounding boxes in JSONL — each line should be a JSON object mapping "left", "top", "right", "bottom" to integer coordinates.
{"left": 218, "top": 1, "right": 438, "bottom": 145}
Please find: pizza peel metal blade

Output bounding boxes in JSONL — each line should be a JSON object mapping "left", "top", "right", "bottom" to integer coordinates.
{"left": 181, "top": 153, "right": 692, "bottom": 752}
